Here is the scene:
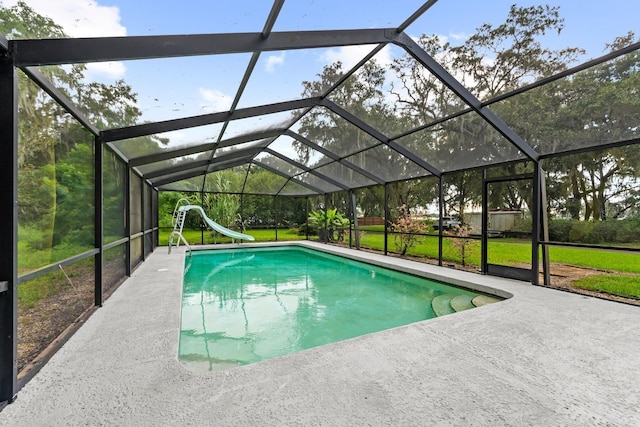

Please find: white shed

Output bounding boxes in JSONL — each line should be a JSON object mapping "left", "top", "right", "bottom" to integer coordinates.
{"left": 464, "top": 210, "right": 524, "bottom": 235}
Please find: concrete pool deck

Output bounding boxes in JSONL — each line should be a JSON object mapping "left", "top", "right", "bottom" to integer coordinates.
{"left": 1, "top": 241, "right": 639, "bottom": 426}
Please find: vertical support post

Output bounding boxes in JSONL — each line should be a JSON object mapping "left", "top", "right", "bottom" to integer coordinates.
{"left": 438, "top": 175, "right": 444, "bottom": 266}
{"left": 153, "top": 188, "right": 159, "bottom": 250}
{"left": 200, "top": 190, "right": 205, "bottom": 245}
{"left": 140, "top": 177, "right": 146, "bottom": 261}
{"left": 383, "top": 184, "right": 389, "bottom": 255}
{"left": 539, "top": 168, "right": 551, "bottom": 286}
{"left": 94, "top": 136, "right": 103, "bottom": 306}
{"left": 323, "top": 194, "right": 328, "bottom": 244}
{"left": 305, "top": 196, "right": 309, "bottom": 241}
{"left": 240, "top": 192, "right": 244, "bottom": 237}
{"left": 531, "top": 163, "right": 542, "bottom": 285}
{"left": 348, "top": 191, "right": 352, "bottom": 249}
{"left": 0, "top": 54, "right": 18, "bottom": 405}
{"left": 124, "top": 167, "right": 131, "bottom": 276}
{"left": 350, "top": 190, "right": 360, "bottom": 250}
{"left": 481, "top": 170, "right": 488, "bottom": 274}
{"left": 274, "top": 196, "right": 278, "bottom": 241}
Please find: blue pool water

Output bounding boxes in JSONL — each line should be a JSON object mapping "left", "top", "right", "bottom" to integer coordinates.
{"left": 179, "top": 246, "right": 489, "bottom": 371}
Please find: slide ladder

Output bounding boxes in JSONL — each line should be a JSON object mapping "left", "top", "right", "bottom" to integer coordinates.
{"left": 168, "top": 198, "right": 254, "bottom": 254}
{"left": 168, "top": 198, "right": 192, "bottom": 255}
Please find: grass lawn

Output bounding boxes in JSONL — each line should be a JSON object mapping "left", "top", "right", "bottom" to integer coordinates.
{"left": 573, "top": 275, "right": 640, "bottom": 299}
{"left": 355, "top": 231, "right": 640, "bottom": 273}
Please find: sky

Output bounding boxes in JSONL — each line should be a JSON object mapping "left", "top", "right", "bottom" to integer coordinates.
{"left": 2, "top": 0, "right": 639, "bottom": 149}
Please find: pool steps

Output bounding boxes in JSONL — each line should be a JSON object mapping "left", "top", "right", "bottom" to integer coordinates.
{"left": 431, "top": 293, "right": 501, "bottom": 317}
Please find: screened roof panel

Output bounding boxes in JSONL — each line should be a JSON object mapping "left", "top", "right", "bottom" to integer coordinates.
{"left": 202, "top": 166, "right": 248, "bottom": 193}
{"left": 326, "top": 44, "right": 468, "bottom": 135}
{"left": 111, "top": 123, "right": 223, "bottom": 160}
{"left": 236, "top": 47, "right": 376, "bottom": 110}
{"left": 314, "top": 162, "right": 377, "bottom": 188}
{"left": 155, "top": 174, "right": 205, "bottom": 192}
{"left": 215, "top": 140, "right": 269, "bottom": 157}
{"left": 272, "top": 0, "right": 426, "bottom": 31}
{"left": 408, "top": 1, "right": 640, "bottom": 101}
{"left": 395, "top": 111, "right": 527, "bottom": 173}
{"left": 39, "top": 54, "right": 251, "bottom": 130}
{"left": 221, "top": 109, "right": 304, "bottom": 140}
{"left": 345, "top": 145, "right": 431, "bottom": 182}
{"left": 279, "top": 179, "right": 319, "bottom": 196}
{"left": 205, "top": 156, "right": 252, "bottom": 174}
{"left": 254, "top": 154, "right": 303, "bottom": 177}
{"left": 101, "top": 1, "right": 274, "bottom": 36}
{"left": 135, "top": 151, "right": 213, "bottom": 176}
{"left": 490, "top": 50, "right": 640, "bottom": 156}
{"left": 267, "top": 135, "right": 333, "bottom": 168}
{"left": 296, "top": 106, "right": 381, "bottom": 158}
{"left": 243, "top": 164, "right": 290, "bottom": 195}
{"left": 295, "top": 172, "right": 343, "bottom": 194}
{"left": 7, "top": 0, "right": 640, "bottom": 197}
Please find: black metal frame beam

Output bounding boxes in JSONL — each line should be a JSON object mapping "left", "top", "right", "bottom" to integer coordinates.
{"left": 102, "top": 97, "right": 320, "bottom": 142}
{"left": 127, "top": 128, "right": 282, "bottom": 167}
{"left": 150, "top": 167, "right": 208, "bottom": 188}
{"left": 144, "top": 147, "right": 262, "bottom": 180}
{"left": 143, "top": 159, "right": 212, "bottom": 181}
{"left": 11, "top": 29, "right": 397, "bottom": 66}
{"left": 151, "top": 156, "right": 251, "bottom": 188}
{"left": 396, "top": 0, "right": 439, "bottom": 33}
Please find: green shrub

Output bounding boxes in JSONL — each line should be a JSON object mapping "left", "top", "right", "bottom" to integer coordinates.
{"left": 617, "top": 217, "right": 640, "bottom": 243}
{"left": 548, "top": 219, "right": 575, "bottom": 242}
{"left": 548, "top": 217, "right": 640, "bottom": 244}
{"left": 585, "top": 220, "right": 619, "bottom": 244}
{"left": 569, "top": 221, "right": 590, "bottom": 243}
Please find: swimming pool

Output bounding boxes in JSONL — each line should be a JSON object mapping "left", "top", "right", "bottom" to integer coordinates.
{"left": 179, "top": 246, "right": 501, "bottom": 371}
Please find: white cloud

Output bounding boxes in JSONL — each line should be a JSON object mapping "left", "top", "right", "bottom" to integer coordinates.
{"left": 198, "top": 88, "right": 233, "bottom": 112}
{"left": 320, "top": 44, "right": 385, "bottom": 70}
{"left": 447, "top": 32, "right": 469, "bottom": 42}
{"left": 84, "top": 61, "right": 127, "bottom": 80}
{"left": 265, "top": 53, "right": 285, "bottom": 72}
{"left": 4, "top": 0, "right": 127, "bottom": 80}
{"left": 3, "top": 0, "right": 126, "bottom": 37}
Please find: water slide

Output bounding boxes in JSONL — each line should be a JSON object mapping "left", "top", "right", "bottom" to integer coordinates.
{"left": 181, "top": 205, "right": 254, "bottom": 241}
{"left": 168, "top": 199, "right": 254, "bottom": 254}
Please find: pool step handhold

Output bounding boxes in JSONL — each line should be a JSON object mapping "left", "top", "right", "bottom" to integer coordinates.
{"left": 431, "top": 294, "right": 456, "bottom": 317}
{"left": 472, "top": 294, "right": 501, "bottom": 307}
{"left": 450, "top": 295, "right": 475, "bottom": 312}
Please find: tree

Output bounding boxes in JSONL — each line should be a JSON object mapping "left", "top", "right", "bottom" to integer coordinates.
{"left": 543, "top": 32, "right": 640, "bottom": 220}
{"left": 390, "top": 5, "right": 582, "bottom": 218}
{"left": 1, "top": 2, "right": 158, "bottom": 262}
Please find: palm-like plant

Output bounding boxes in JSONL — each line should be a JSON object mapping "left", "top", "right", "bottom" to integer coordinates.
{"left": 308, "top": 209, "right": 350, "bottom": 242}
